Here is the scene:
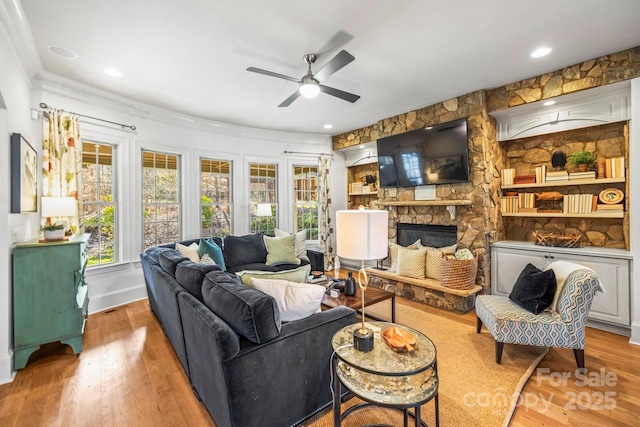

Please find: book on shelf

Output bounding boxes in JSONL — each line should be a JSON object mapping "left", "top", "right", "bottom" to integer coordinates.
{"left": 569, "top": 171, "right": 596, "bottom": 180}
{"left": 518, "top": 192, "right": 536, "bottom": 209}
{"left": 596, "top": 204, "right": 624, "bottom": 211}
{"left": 546, "top": 170, "right": 568, "bottom": 177}
{"left": 562, "top": 193, "right": 594, "bottom": 214}
{"left": 501, "top": 168, "right": 515, "bottom": 186}
{"left": 545, "top": 176, "right": 570, "bottom": 182}
{"left": 535, "top": 165, "right": 546, "bottom": 183}
{"left": 500, "top": 196, "right": 519, "bottom": 213}
{"left": 604, "top": 157, "right": 625, "bottom": 179}
{"left": 519, "top": 208, "right": 538, "bottom": 213}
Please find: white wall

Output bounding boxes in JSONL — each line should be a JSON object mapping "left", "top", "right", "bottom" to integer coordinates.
{"left": 630, "top": 77, "right": 640, "bottom": 345}
{"left": 0, "top": 19, "right": 39, "bottom": 384}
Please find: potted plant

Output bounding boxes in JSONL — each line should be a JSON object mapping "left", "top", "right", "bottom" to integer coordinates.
{"left": 42, "top": 222, "right": 66, "bottom": 240}
{"left": 568, "top": 150, "right": 597, "bottom": 171}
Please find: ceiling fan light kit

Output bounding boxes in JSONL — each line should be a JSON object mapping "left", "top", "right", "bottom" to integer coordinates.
{"left": 247, "top": 49, "right": 360, "bottom": 107}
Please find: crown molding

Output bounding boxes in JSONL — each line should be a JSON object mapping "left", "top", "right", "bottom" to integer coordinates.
{"left": 0, "top": 0, "right": 43, "bottom": 79}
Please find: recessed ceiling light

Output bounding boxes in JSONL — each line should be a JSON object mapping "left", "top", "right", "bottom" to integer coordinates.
{"left": 531, "top": 47, "right": 552, "bottom": 58}
{"left": 104, "top": 68, "right": 122, "bottom": 77}
{"left": 543, "top": 100, "right": 556, "bottom": 106}
{"left": 47, "top": 45, "right": 78, "bottom": 59}
{"left": 323, "top": 124, "right": 333, "bottom": 129}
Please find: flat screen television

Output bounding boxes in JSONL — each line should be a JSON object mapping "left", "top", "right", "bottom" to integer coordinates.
{"left": 376, "top": 118, "right": 470, "bottom": 187}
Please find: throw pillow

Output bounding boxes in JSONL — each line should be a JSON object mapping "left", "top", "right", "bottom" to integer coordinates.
{"left": 423, "top": 244, "right": 457, "bottom": 280}
{"left": 198, "top": 238, "right": 226, "bottom": 271}
{"left": 275, "top": 228, "right": 309, "bottom": 262}
{"left": 389, "top": 239, "right": 421, "bottom": 273}
{"left": 251, "top": 278, "right": 325, "bottom": 322}
{"left": 199, "top": 254, "right": 216, "bottom": 266}
{"left": 223, "top": 234, "right": 267, "bottom": 269}
{"left": 396, "top": 246, "right": 428, "bottom": 279}
{"left": 509, "top": 263, "right": 557, "bottom": 314}
{"left": 176, "top": 242, "right": 200, "bottom": 263}
{"left": 201, "top": 275, "right": 281, "bottom": 344}
{"left": 264, "top": 234, "right": 301, "bottom": 266}
{"left": 236, "top": 264, "right": 311, "bottom": 287}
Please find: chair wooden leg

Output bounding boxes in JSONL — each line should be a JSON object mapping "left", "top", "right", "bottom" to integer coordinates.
{"left": 495, "top": 341, "right": 504, "bottom": 364}
{"left": 573, "top": 348, "right": 585, "bottom": 370}
{"left": 476, "top": 317, "right": 483, "bottom": 333}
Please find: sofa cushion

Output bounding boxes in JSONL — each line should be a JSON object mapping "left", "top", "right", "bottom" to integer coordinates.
{"left": 264, "top": 234, "right": 301, "bottom": 266}
{"left": 201, "top": 274, "right": 281, "bottom": 344}
{"left": 198, "top": 238, "right": 226, "bottom": 271}
{"left": 224, "top": 234, "right": 267, "bottom": 269}
{"left": 275, "top": 228, "right": 309, "bottom": 262}
{"left": 251, "top": 278, "right": 325, "bottom": 322}
{"left": 176, "top": 242, "right": 200, "bottom": 262}
{"left": 159, "top": 250, "right": 190, "bottom": 276}
{"left": 509, "top": 263, "right": 557, "bottom": 314}
{"left": 396, "top": 245, "right": 427, "bottom": 279}
{"left": 236, "top": 264, "right": 311, "bottom": 287}
{"left": 175, "top": 261, "right": 222, "bottom": 301}
{"left": 143, "top": 246, "right": 173, "bottom": 265}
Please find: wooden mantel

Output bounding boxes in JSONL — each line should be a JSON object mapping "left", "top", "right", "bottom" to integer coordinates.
{"left": 373, "top": 199, "right": 472, "bottom": 219}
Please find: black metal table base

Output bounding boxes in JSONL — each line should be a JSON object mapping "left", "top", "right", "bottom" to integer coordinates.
{"left": 341, "top": 402, "right": 428, "bottom": 427}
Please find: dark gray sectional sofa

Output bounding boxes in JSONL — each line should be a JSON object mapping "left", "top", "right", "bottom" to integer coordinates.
{"left": 140, "top": 235, "right": 357, "bottom": 427}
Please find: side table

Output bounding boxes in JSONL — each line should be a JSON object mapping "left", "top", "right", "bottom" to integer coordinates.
{"left": 331, "top": 322, "right": 439, "bottom": 427}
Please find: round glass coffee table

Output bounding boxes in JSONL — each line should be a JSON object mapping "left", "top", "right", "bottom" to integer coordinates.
{"left": 331, "top": 322, "right": 439, "bottom": 427}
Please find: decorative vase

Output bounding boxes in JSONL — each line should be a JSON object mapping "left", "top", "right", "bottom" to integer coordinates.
{"left": 344, "top": 272, "right": 356, "bottom": 296}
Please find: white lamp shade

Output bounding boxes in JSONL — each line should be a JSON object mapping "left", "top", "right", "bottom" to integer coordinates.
{"left": 256, "top": 203, "right": 272, "bottom": 217}
{"left": 336, "top": 210, "right": 388, "bottom": 260}
{"left": 41, "top": 197, "right": 76, "bottom": 217}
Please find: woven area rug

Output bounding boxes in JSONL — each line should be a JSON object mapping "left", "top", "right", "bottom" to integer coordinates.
{"left": 303, "top": 301, "right": 547, "bottom": 427}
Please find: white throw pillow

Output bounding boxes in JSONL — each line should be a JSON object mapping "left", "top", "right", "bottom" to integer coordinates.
{"left": 396, "top": 246, "right": 428, "bottom": 279}
{"left": 199, "top": 253, "right": 217, "bottom": 265}
{"left": 545, "top": 260, "right": 604, "bottom": 312}
{"left": 251, "top": 278, "right": 325, "bottom": 322}
{"left": 176, "top": 242, "right": 200, "bottom": 262}
{"left": 275, "top": 228, "right": 309, "bottom": 262}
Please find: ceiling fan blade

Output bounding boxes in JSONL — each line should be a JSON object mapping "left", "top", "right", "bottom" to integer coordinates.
{"left": 278, "top": 91, "right": 301, "bottom": 108}
{"left": 315, "top": 30, "right": 354, "bottom": 58}
{"left": 314, "top": 50, "right": 355, "bottom": 82}
{"left": 319, "top": 85, "right": 360, "bottom": 103}
{"left": 246, "top": 67, "right": 300, "bottom": 83}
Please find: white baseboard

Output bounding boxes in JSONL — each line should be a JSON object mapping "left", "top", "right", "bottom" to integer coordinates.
{"left": 629, "top": 322, "right": 640, "bottom": 346}
{"left": 0, "top": 351, "right": 15, "bottom": 385}
{"left": 88, "top": 284, "right": 148, "bottom": 315}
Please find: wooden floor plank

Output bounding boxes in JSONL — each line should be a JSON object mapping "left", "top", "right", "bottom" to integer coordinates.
{"left": 0, "top": 296, "right": 638, "bottom": 426}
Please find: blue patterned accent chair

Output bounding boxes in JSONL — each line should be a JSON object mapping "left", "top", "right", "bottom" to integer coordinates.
{"left": 476, "top": 267, "right": 601, "bottom": 369}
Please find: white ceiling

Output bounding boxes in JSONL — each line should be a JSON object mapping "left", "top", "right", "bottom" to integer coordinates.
{"left": 14, "top": 0, "right": 640, "bottom": 136}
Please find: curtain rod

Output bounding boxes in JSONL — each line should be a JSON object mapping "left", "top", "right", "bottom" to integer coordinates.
{"left": 283, "top": 150, "right": 333, "bottom": 157}
{"left": 39, "top": 103, "right": 137, "bottom": 131}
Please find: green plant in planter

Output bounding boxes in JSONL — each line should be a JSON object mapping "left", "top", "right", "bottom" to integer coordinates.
{"left": 567, "top": 150, "right": 597, "bottom": 166}
{"left": 42, "top": 222, "right": 65, "bottom": 232}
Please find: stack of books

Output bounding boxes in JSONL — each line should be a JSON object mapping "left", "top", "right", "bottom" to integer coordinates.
{"left": 569, "top": 171, "right": 596, "bottom": 181}
{"left": 546, "top": 170, "right": 569, "bottom": 182}
{"left": 500, "top": 196, "right": 519, "bottom": 213}
{"left": 308, "top": 274, "right": 330, "bottom": 285}
{"left": 596, "top": 204, "right": 624, "bottom": 212}
{"left": 501, "top": 168, "right": 515, "bottom": 186}
{"left": 534, "top": 165, "right": 547, "bottom": 183}
{"left": 604, "top": 157, "right": 625, "bottom": 179}
{"left": 518, "top": 193, "right": 537, "bottom": 213}
{"left": 562, "top": 194, "right": 596, "bottom": 214}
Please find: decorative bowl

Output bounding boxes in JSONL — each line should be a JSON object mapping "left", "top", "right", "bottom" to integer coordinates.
{"left": 311, "top": 270, "right": 324, "bottom": 278}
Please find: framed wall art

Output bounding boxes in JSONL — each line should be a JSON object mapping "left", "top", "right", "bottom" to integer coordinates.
{"left": 11, "top": 133, "right": 38, "bottom": 213}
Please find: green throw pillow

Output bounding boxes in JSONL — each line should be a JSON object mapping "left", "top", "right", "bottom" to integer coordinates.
{"left": 198, "top": 238, "right": 226, "bottom": 271}
{"left": 263, "top": 234, "right": 301, "bottom": 266}
{"left": 236, "top": 264, "right": 311, "bottom": 287}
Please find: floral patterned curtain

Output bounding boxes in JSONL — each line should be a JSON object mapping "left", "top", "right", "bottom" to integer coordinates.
{"left": 318, "top": 155, "right": 334, "bottom": 270}
{"left": 42, "top": 111, "right": 84, "bottom": 233}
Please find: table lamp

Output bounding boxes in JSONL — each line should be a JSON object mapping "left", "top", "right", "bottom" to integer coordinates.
{"left": 41, "top": 196, "right": 76, "bottom": 234}
{"left": 336, "top": 208, "right": 388, "bottom": 352}
{"left": 256, "top": 203, "right": 272, "bottom": 217}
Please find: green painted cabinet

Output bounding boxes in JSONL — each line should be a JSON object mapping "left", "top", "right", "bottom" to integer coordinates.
{"left": 12, "top": 234, "right": 89, "bottom": 370}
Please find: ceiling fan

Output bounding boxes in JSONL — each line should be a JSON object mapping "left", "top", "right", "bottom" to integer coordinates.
{"left": 247, "top": 50, "right": 360, "bottom": 107}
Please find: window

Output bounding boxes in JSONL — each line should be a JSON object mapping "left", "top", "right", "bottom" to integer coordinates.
{"left": 201, "top": 158, "right": 233, "bottom": 237}
{"left": 293, "top": 166, "right": 318, "bottom": 240}
{"left": 142, "top": 150, "right": 180, "bottom": 249}
{"left": 249, "top": 162, "right": 277, "bottom": 235}
{"left": 401, "top": 152, "right": 424, "bottom": 185}
{"left": 82, "top": 141, "right": 117, "bottom": 266}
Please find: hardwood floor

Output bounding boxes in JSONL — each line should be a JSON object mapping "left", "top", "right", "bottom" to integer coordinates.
{"left": 1, "top": 297, "right": 638, "bottom": 426}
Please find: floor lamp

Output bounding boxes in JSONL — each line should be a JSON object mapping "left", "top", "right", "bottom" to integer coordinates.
{"left": 336, "top": 208, "right": 388, "bottom": 352}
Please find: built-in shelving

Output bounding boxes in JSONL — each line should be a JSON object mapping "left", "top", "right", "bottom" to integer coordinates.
{"left": 502, "top": 211, "right": 624, "bottom": 219}
{"left": 348, "top": 191, "right": 378, "bottom": 196}
{"left": 502, "top": 177, "right": 625, "bottom": 190}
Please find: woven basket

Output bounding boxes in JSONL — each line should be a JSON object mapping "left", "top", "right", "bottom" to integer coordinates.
{"left": 534, "top": 231, "right": 581, "bottom": 248}
{"left": 441, "top": 255, "right": 478, "bottom": 290}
